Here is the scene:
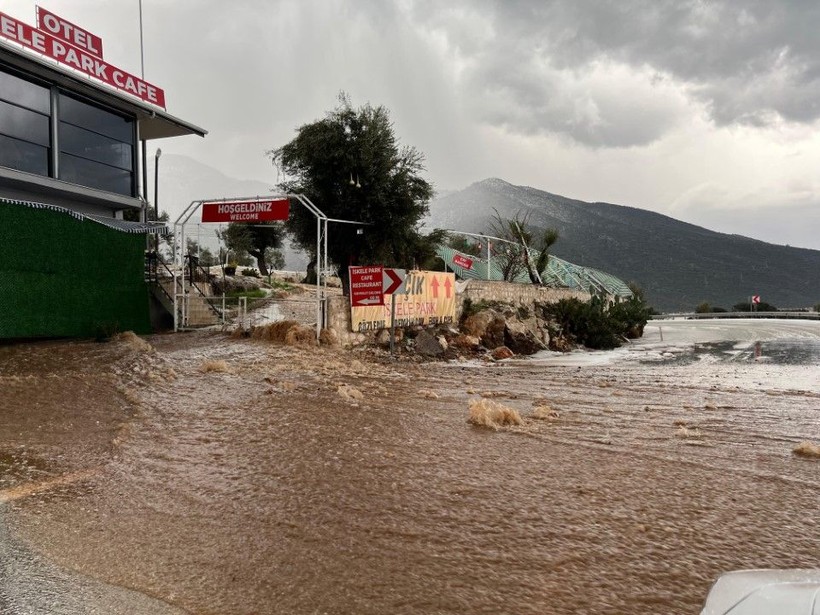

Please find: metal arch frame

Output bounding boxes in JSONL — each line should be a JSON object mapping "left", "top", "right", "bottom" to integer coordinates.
{"left": 173, "top": 194, "right": 359, "bottom": 339}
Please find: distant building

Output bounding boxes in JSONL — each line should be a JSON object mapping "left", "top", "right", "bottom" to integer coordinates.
{"left": 0, "top": 6, "right": 205, "bottom": 339}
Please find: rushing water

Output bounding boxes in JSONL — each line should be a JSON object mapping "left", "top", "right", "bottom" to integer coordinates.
{"left": 1, "top": 320, "right": 819, "bottom": 614}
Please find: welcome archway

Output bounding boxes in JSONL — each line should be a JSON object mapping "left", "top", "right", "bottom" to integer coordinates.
{"left": 172, "top": 195, "right": 364, "bottom": 338}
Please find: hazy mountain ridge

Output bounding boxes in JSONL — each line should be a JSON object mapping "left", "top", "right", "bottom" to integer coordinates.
{"left": 427, "top": 179, "right": 820, "bottom": 311}
{"left": 155, "top": 154, "right": 277, "bottom": 224}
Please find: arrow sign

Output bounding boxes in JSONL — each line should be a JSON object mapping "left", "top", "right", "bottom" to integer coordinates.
{"left": 349, "top": 265, "right": 385, "bottom": 307}
{"left": 383, "top": 268, "right": 406, "bottom": 295}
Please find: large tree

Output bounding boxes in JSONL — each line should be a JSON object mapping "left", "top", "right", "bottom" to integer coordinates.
{"left": 269, "top": 94, "right": 435, "bottom": 291}
{"left": 219, "top": 222, "right": 285, "bottom": 276}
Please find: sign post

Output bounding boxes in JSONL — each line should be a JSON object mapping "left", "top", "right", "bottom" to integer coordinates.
{"left": 751, "top": 294, "right": 761, "bottom": 313}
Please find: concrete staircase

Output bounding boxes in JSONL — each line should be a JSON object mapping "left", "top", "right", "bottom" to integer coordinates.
{"left": 150, "top": 278, "right": 220, "bottom": 327}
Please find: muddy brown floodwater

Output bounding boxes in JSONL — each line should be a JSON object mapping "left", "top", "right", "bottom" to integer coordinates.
{"left": 1, "top": 330, "right": 818, "bottom": 614}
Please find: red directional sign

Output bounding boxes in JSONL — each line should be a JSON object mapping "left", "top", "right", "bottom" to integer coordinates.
{"left": 752, "top": 295, "right": 761, "bottom": 304}
{"left": 383, "top": 268, "right": 406, "bottom": 295}
{"left": 349, "top": 266, "right": 384, "bottom": 307}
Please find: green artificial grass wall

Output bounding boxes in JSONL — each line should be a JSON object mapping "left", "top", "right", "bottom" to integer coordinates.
{"left": 0, "top": 203, "right": 151, "bottom": 339}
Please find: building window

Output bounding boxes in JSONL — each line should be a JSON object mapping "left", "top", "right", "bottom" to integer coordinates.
{"left": 0, "top": 64, "right": 137, "bottom": 197}
{"left": 0, "top": 70, "right": 51, "bottom": 176}
{"left": 58, "top": 95, "right": 135, "bottom": 196}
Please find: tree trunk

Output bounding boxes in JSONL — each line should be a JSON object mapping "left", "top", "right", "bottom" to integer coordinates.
{"left": 304, "top": 259, "right": 317, "bottom": 285}
{"left": 514, "top": 229, "right": 542, "bottom": 285}
{"left": 249, "top": 250, "right": 269, "bottom": 277}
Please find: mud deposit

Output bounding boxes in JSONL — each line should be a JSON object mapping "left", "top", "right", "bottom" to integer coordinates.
{"left": 1, "top": 328, "right": 819, "bottom": 614}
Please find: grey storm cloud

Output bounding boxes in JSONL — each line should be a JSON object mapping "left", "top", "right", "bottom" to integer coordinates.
{"left": 407, "top": 0, "right": 820, "bottom": 146}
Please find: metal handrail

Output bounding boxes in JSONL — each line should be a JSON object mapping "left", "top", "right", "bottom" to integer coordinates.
{"left": 183, "top": 257, "right": 221, "bottom": 318}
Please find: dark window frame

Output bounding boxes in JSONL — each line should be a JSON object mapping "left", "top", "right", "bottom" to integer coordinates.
{"left": 0, "top": 62, "right": 138, "bottom": 197}
{"left": 56, "top": 92, "right": 137, "bottom": 197}
{"left": 0, "top": 64, "right": 52, "bottom": 177}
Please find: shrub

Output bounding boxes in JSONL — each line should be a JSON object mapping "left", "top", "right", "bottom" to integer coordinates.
{"left": 543, "top": 295, "right": 621, "bottom": 349}
{"left": 609, "top": 294, "right": 652, "bottom": 338}
{"left": 270, "top": 279, "right": 294, "bottom": 292}
{"left": 543, "top": 291, "right": 652, "bottom": 350}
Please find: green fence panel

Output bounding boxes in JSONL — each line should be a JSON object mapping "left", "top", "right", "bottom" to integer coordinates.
{"left": 0, "top": 203, "right": 151, "bottom": 339}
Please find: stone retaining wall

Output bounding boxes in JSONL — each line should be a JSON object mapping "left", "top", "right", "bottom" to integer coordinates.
{"left": 457, "top": 280, "right": 590, "bottom": 318}
{"left": 325, "top": 295, "right": 369, "bottom": 347}
{"left": 325, "top": 280, "right": 592, "bottom": 347}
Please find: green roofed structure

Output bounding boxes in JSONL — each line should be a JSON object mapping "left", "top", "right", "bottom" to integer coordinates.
{"left": 436, "top": 245, "right": 633, "bottom": 298}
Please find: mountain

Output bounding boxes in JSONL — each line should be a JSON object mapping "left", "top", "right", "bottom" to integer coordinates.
{"left": 426, "top": 179, "right": 820, "bottom": 312}
{"left": 151, "top": 154, "right": 307, "bottom": 270}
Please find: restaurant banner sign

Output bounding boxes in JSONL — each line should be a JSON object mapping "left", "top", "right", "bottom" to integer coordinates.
{"left": 0, "top": 6, "right": 166, "bottom": 107}
{"left": 350, "top": 270, "right": 456, "bottom": 332}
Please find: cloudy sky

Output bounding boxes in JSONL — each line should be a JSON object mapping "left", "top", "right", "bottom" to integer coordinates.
{"left": 6, "top": 0, "right": 820, "bottom": 248}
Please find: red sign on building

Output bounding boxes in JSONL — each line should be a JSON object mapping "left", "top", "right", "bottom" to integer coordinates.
{"left": 349, "top": 266, "right": 385, "bottom": 307}
{"left": 0, "top": 8, "right": 166, "bottom": 107}
{"left": 452, "top": 253, "right": 474, "bottom": 270}
{"left": 36, "top": 7, "right": 103, "bottom": 59}
{"left": 201, "top": 199, "right": 290, "bottom": 223}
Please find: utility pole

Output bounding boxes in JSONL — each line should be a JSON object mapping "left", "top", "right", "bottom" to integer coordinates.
{"left": 154, "top": 148, "right": 161, "bottom": 251}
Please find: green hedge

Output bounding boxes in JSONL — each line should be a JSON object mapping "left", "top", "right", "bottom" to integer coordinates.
{"left": 0, "top": 204, "right": 151, "bottom": 339}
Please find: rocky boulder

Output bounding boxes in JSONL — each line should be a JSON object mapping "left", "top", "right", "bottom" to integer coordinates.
{"left": 461, "top": 309, "right": 508, "bottom": 349}
{"left": 413, "top": 329, "right": 446, "bottom": 357}
{"left": 450, "top": 334, "right": 481, "bottom": 350}
{"left": 504, "top": 319, "right": 547, "bottom": 355}
{"left": 490, "top": 346, "right": 515, "bottom": 360}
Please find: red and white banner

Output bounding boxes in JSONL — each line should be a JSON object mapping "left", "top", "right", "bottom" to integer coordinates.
{"left": 0, "top": 9, "right": 165, "bottom": 107}
{"left": 350, "top": 270, "right": 456, "bottom": 332}
{"left": 452, "top": 253, "right": 474, "bottom": 270}
{"left": 36, "top": 7, "right": 103, "bottom": 59}
{"left": 201, "top": 199, "right": 290, "bottom": 223}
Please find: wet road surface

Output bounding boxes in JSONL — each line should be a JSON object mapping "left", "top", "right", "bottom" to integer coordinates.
{"left": 1, "top": 326, "right": 818, "bottom": 614}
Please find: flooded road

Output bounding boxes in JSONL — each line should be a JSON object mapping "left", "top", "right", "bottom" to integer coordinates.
{"left": 1, "top": 320, "right": 819, "bottom": 614}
